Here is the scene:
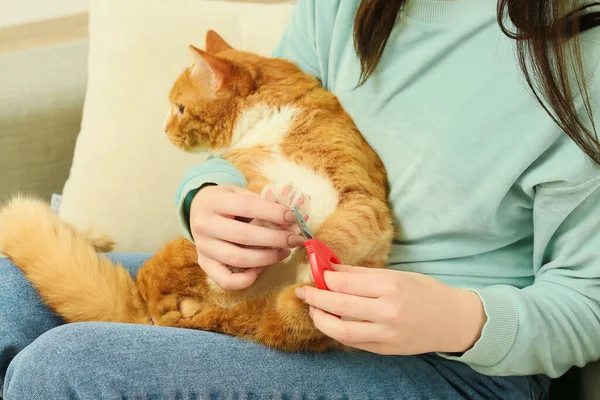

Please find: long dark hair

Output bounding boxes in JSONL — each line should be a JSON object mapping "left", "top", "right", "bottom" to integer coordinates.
{"left": 353, "top": 0, "right": 600, "bottom": 164}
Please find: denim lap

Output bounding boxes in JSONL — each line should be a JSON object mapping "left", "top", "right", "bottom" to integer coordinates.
{"left": 0, "top": 253, "right": 151, "bottom": 392}
{"left": 0, "top": 256, "right": 549, "bottom": 399}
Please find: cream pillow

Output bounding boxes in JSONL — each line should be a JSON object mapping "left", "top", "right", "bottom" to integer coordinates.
{"left": 59, "top": 0, "right": 294, "bottom": 252}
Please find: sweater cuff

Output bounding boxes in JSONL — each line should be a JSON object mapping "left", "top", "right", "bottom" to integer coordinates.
{"left": 175, "top": 160, "right": 247, "bottom": 242}
{"left": 438, "top": 285, "right": 520, "bottom": 368}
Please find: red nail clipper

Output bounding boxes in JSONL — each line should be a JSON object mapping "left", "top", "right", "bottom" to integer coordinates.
{"left": 292, "top": 206, "right": 340, "bottom": 290}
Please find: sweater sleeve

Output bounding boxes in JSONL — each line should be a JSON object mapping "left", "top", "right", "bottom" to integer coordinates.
{"left": 440, "top": 176, "right": 600, "bottom": 377}
{"left": 174, "top": 157, "right": 247, "bottom": 242}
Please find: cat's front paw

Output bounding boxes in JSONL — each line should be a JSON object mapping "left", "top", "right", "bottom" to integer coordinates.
{"left": 252, "top": 183, "right": 311, "bottom": 230}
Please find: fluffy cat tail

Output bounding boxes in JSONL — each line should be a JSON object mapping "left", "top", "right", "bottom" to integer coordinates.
{"left": 0, "top": 196, "right": 149, "bottom": 324}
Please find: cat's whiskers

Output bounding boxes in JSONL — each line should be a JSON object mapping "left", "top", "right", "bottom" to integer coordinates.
{"left": 171, "top": 134, "right": 195, "bottom": 152}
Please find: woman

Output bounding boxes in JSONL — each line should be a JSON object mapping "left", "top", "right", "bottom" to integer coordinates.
{"left": 2, "top": 0, "right": 599, "bottom": 398}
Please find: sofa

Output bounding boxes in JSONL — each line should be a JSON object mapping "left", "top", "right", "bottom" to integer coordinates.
{"left": 0, "top": 0, "right": 598, "bottom": 398}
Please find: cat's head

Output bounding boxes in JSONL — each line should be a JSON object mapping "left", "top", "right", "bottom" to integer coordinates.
{"left": 164, "top": 31, "right": 312, "bottom": 152}
{"left": 164, "top": 30, "right": 300, "bottom": 152}
{"left": 164, "top": 30, "right": 252, "bottom": 151}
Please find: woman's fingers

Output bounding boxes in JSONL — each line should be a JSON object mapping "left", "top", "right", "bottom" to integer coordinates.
{"left": 189, "top": 184, "right": 305, "bottom": 290}
{"left": 213, "top": 190, "right": 297, "bottom": 225}
{"left": 297, "top": 285, "right": 381, "bottom": 321}
{"left": 331, "top": 264, "right": 380, "bottom": 274}
{"left": 322, "top": 269, "right": 388, "bottom": 298}
{"left": 196, "top": 251, "right": 262, "bottom": 290}
{"left": 308, "top": 306, "right": 386, "bottom": 344}
{"left": 196, "top": 216, "right": 304, "bottom": 249}
{"left": 226, "top": 185, "right": 262, "bottom": 197}
{"left": 195, "top": 236, "right": 290, "bottom": 269}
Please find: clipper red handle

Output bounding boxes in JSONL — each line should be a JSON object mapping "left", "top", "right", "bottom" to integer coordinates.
{"left": 304, "top": 238, "right": 340, "bottom": 290}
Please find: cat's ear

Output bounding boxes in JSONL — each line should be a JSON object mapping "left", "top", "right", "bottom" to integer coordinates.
{"left": 188, "top": 44, "right": 233, "bottom": 92}
{"left": 205, "top": 30, "right": 233, "bottom": 54}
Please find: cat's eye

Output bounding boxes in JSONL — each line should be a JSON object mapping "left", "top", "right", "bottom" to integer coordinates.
{"left": 178, "top": 104, "right": 185, "bottom": 115}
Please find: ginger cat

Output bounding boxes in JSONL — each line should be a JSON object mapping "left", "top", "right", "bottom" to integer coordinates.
{"left": 0, "top": 31, "right": 394, "bottom": 352}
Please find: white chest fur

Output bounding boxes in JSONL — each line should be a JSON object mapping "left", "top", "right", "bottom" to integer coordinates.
{"left": 229, "top": 104, "right": 297, "bottom": 152}
{"left": 229, "top": 103, "right": 339, "bottom": 234}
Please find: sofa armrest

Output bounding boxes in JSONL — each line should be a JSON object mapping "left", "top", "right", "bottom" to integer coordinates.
{"left": 0, "top": 39, "right": 89, "bottom": 203}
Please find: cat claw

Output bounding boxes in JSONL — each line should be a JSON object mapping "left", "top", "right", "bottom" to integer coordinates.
{"left": 251, "top": 184, "right": 311, "bottom": 230}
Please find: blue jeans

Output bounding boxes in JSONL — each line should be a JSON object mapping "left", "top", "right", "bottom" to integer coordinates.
{"left": 0, "top": 255, "right": 550, "bottom": 399}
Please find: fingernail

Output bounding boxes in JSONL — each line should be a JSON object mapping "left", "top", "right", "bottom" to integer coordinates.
{"left": 285, "top": 210, "right": 296, "bottom": 223}
{"left": 288, "top": 235, "right": 305, "bottom": 247}
{"left": 277, "top": 248, "right": 291, "bottom": 260}
{"left": 295, "top": 287, "right": 305, "bottom": 300}
{"left": 309, "top": 306, "right": 314, "bottom": 318}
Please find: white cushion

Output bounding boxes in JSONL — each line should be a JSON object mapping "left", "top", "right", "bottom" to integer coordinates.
{"left": 59, "top": 0, "right": 294, "bottom": 252}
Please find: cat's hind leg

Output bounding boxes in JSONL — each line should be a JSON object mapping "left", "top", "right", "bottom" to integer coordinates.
{"left": 169, "top": 282, "right": 339, "bottom": 352}
{"left": 257, "top": 282, "right": 341, "bottom": 352}
{"left": 133, "top": 237, "right": 208, "bottom": 326}
{"left": 314, "top": 194, "right": 394, "bottom": 269}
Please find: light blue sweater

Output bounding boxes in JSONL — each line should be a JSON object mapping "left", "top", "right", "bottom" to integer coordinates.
{"left": 175, "top": 0, "right": 600, "bottom": 377}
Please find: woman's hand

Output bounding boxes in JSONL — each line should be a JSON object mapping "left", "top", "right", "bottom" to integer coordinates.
{"left": 295, "top": 264, "right": 487, "bottom": 355}
{"left": 189, "top": 185, "right": 305, "bottom": 290}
